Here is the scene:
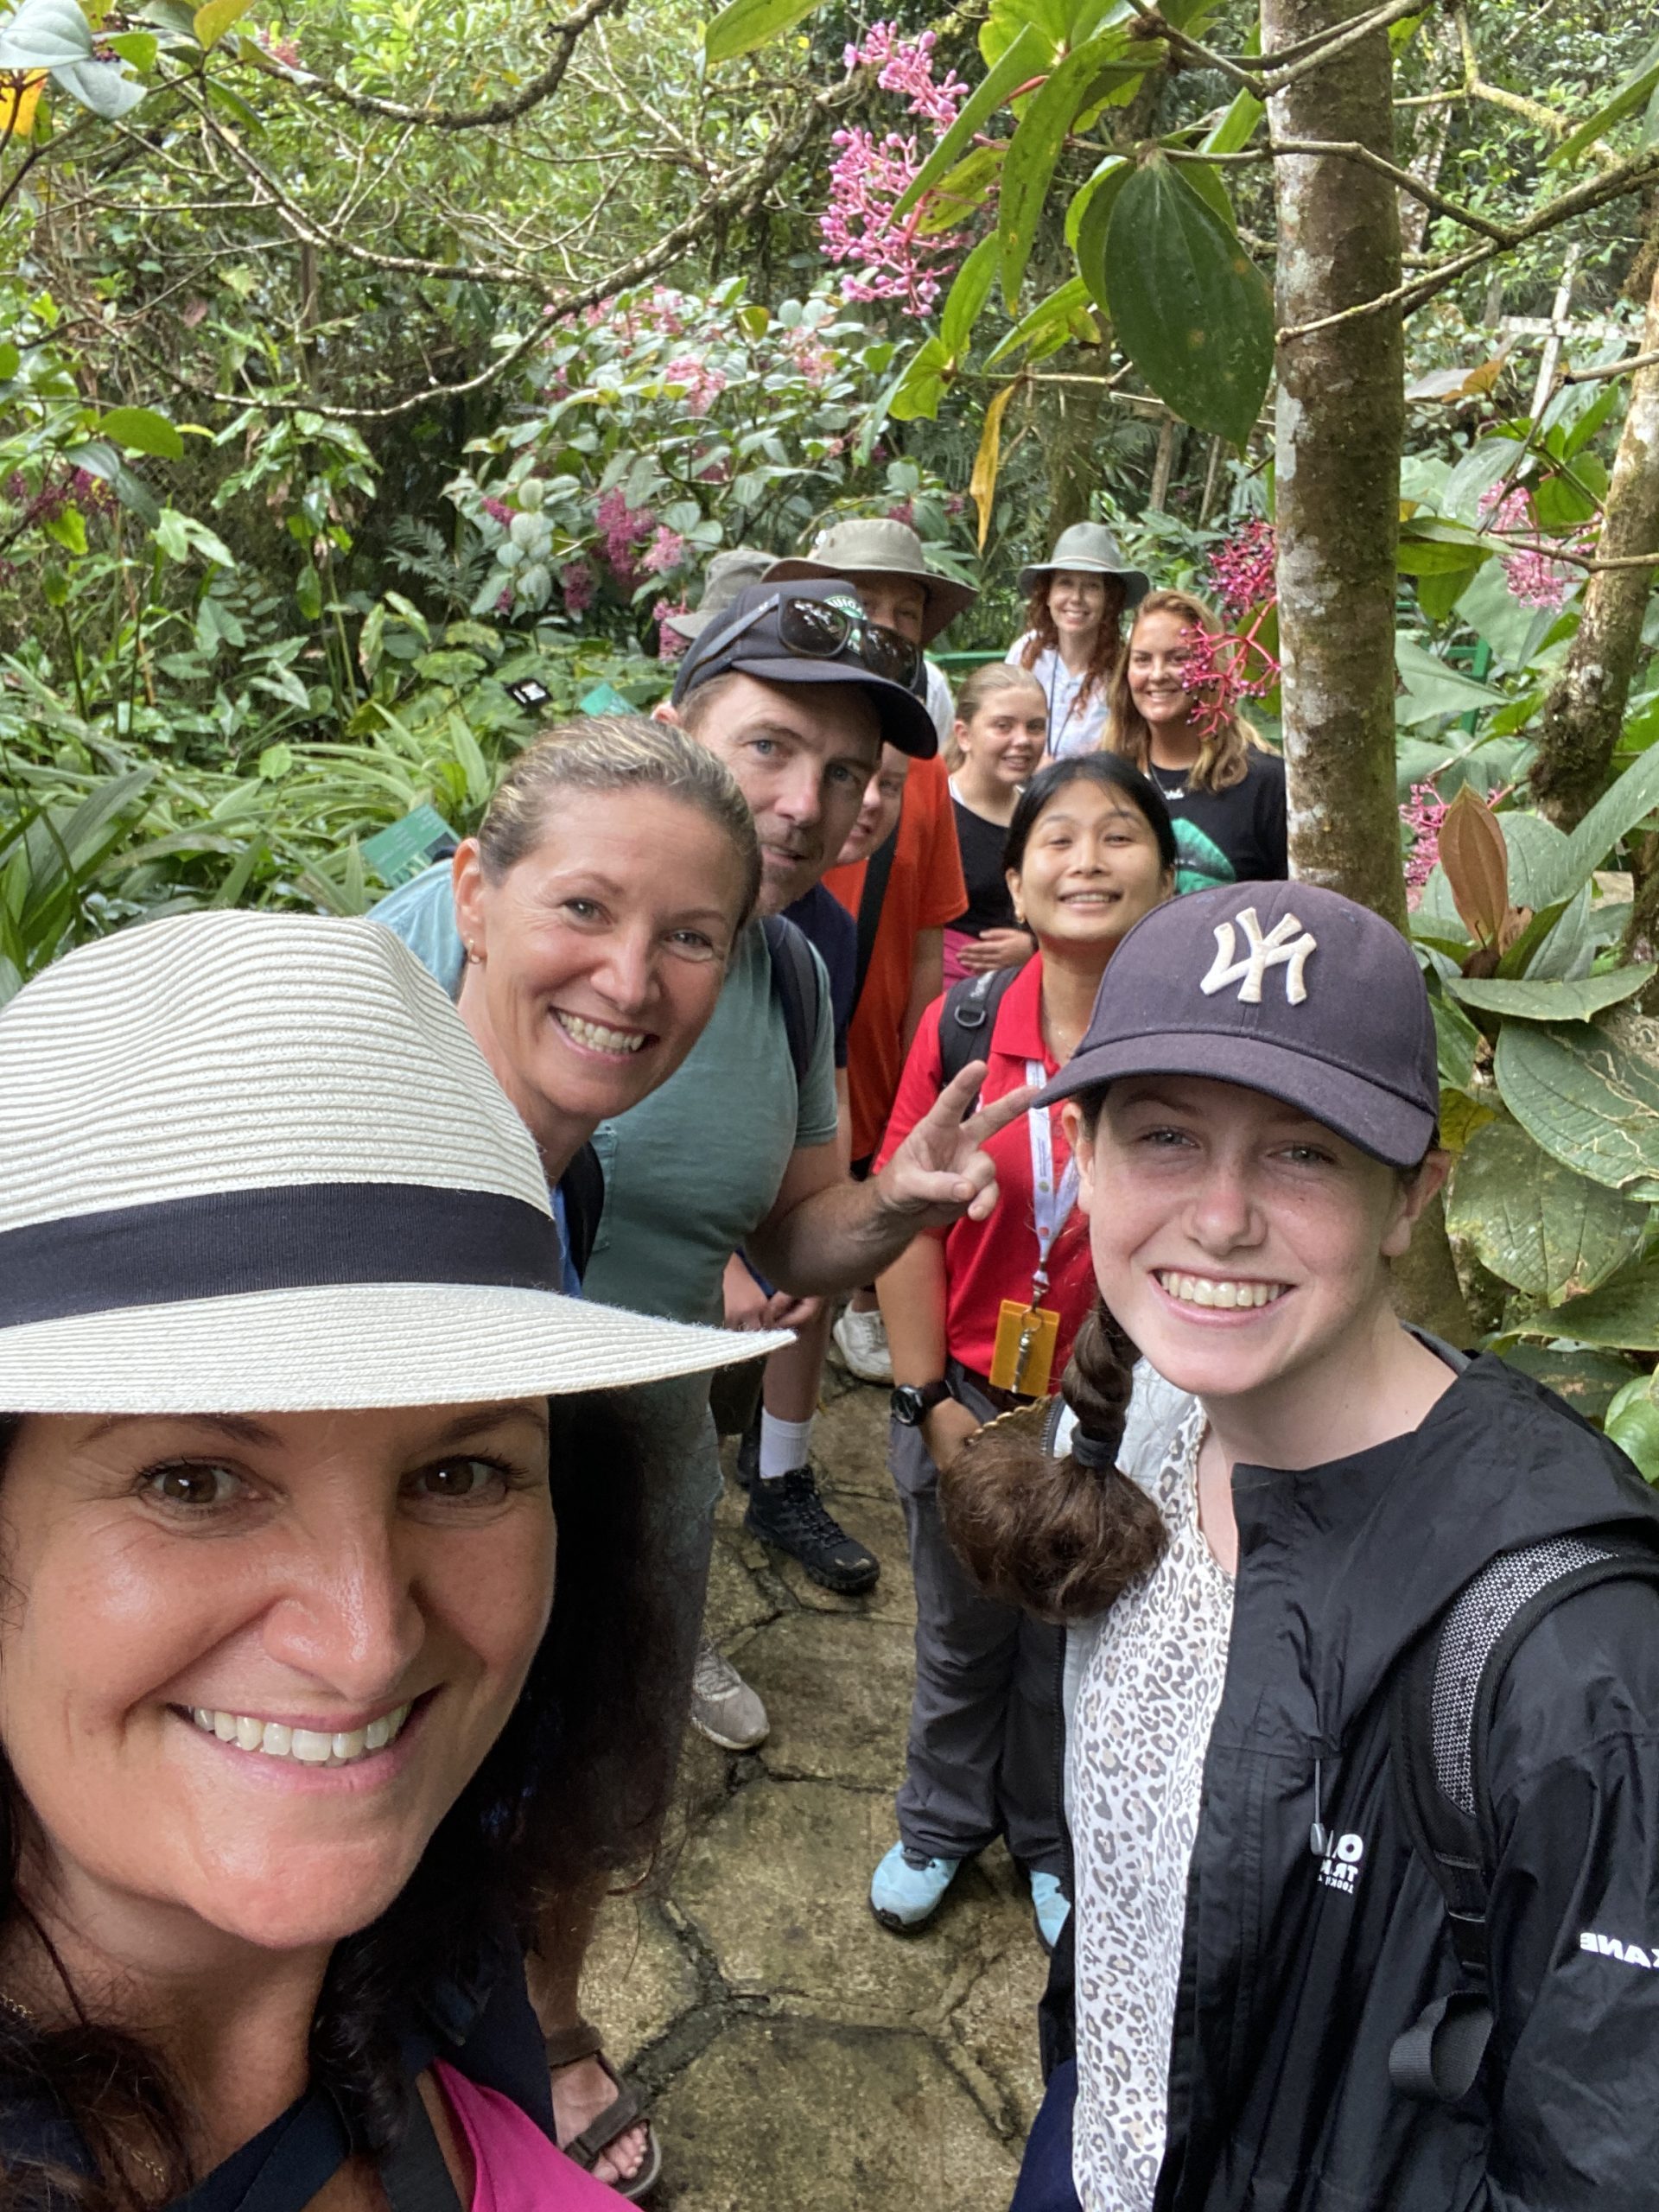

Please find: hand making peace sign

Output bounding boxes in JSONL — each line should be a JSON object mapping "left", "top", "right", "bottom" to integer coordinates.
{"left": 872, "top": 1058, "right": 1038, "bottom": 1231}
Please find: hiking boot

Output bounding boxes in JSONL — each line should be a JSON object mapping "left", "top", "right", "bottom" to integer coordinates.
{"left": 690, "top": 1639, "right": 769, "bottom": 1751}
{"left": 744, "top": 1465, "right": 880, "bottom": 1593}
{"left": 870, "top": 1842, "right": 962, "bottom": 1930}
{"left": 1030, "top": 1870, "right": 1071, "bottom": 1952}
{"left": 831, "top": 1303, "right": 893, "bottom": 1385}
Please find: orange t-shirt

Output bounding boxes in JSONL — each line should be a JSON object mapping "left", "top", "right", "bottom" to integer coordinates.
{"left": 824, "top": 753, "right": 968, "bottom": 1162}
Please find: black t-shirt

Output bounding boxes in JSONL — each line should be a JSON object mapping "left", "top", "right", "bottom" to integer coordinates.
{"left": 1148, "top": 749, "right": 1288, "bottom": 891}
{"left": 783, "top": 881, "right": 856, "bottom": 1068}
{"left": 948, "top": 795, "right": 1018, "bottom": 936}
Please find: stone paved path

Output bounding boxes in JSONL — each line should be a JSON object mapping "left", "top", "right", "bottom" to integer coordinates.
{"left": 584, "top": 1365, "right": 1047, "bottom": 2209}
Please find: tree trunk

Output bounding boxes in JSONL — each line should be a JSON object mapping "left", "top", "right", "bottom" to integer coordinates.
{"left": 1530, "top": 251, "right": 1659, "bottom": 830}
{"left": 1264, "top": 0, "right": 1408, "bottom": 931}
{"left": 1264, "top": 0, "right": 1471, "bottom": 1340}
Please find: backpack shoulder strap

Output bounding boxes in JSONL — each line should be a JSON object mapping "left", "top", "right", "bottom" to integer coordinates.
{"left": 555, "top": 1141, "right": 605, "bottom": 1284}
{"left": 760, "top": 912, "right": 824, "bottom": 1090}
{"left": 937, "top": 965, "right": 1021, "bottom": 1090}
{"left": 1389, "top": 1535, "right": 1659, "bottom": 2103}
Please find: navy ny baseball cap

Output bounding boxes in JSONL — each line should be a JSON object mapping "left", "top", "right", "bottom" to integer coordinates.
{"left": 1037, "top": 881, "right": 1439, "bottom": 1167}
{"left": 670, "top": 579, "right": 939, "bottom": 758}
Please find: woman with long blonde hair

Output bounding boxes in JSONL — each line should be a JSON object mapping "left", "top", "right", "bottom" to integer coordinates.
{"left": 1106, "top": 587, "right": 1287, "bottom": 887}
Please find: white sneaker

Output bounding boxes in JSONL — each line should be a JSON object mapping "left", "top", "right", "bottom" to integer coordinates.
{"left": 832, "top": 1304, "right": 893, "bottom": 1385}
{"left": 690, "top": 1639, "right": 769, "bottom": 1750}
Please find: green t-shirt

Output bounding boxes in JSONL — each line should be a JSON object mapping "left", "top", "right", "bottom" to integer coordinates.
{"left": 583, "top": 916, "right": 838, "bottom": 1326}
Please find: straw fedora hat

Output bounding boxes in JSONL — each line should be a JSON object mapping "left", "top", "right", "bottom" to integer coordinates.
{"left": 0, "top": 912, "right": 783, "bottom": 1414}
{"left": 1017, "top": 521, "right": 1150, "bottom": 605}
{"left": 765, "top": 518, "right": 977, "bottom": 645}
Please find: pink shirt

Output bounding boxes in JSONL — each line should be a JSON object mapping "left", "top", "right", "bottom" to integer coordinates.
{"left": 433, "top": 2061, "right": 623, "bottom": 2212}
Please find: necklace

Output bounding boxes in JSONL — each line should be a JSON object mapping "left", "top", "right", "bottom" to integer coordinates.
{"left": 0, "top": 1988, "right": 168, "bottom": 2190}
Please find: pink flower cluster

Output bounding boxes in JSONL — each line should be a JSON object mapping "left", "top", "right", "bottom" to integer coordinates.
{"left": 1402, "top": 781, "right": 1446, "bottom": 903}
{"left": 1477, "top": 485, "right": 1586, "bottom": 613}
{"left": 481, "top": 496, "right": 514, "bottom": 527}
{"left": 5, "top": 467, "right": 117, "bottom": 528}
{"left": 1208, "top": 518, "right": 1275, "bottom": 615}
{"left": 664, "top": 356, "right": 728, "bottom": 416}
{"left": 823, "top": 26, "right": 968, "bottom": 318}
{"left": 822, "top": 130, "right": 963, "bottom": 316}
{"left": 643, "top": 526, "right": 687, "bottom": 575}
{"left": 653, "top": 598, "right": 691, "bottom": 661}
{"left": 594, "top": 486, "right": 657, "bottom": 587}
{"left": 845, "top": 23, "right": 967, "bottom": 129}
{"left": 561, "top": 562, "right": 596, "bottom": 615}
{"left": 1178, "top": 621, "right": 1281, "bottom": 742}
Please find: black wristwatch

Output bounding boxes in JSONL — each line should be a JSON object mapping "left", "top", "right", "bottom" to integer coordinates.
{"left": 891, "top": 1379, "right": 951, "bottom": 1426}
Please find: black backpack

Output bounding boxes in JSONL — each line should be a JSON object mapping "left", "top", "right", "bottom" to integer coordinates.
{"left": 936, "top": 963, "right": 1022, "bottom": 1088}
{"left": 1388, "top": 1529, "right": 1659, "bottom": 2102}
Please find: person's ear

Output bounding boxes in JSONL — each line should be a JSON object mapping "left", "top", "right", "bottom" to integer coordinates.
{"left": 1006, "top": 867, "right": 1025, "bottom": 925}
{"left": 652, "top": 699, "right": 683, "bottom": 728}
{"left": 1064, "top": 1102, "right": 1096, "bottom": 1215}
{"left": 451, "top": 840, "right": 488, "bottom": 967}
{"left": 1380, "top": 1149, "right": 1452, "bottom": 1260}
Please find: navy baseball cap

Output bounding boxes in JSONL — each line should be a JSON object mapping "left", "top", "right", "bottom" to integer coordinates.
{"left": 670, "top": 579, "right": 939, "bottom": 759}
{"left": 1037, "top": 881, "right": 1439, "bottom": 1167}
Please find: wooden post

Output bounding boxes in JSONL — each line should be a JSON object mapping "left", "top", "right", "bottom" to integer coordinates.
{"left": 1148, "top": 414, "right": 1177, "bottom": 511}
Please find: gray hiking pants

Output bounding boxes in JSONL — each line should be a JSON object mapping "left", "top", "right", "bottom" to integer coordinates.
{"left": 890, "top": 1372, "right": 1065, "bottom": 1874}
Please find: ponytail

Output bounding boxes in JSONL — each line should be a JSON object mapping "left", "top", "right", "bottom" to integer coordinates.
{"left": 938, "top": 1300, "right": 1167, "bottom": 1624}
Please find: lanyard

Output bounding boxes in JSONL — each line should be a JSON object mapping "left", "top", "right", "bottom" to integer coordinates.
{"left": 1026, "top": 1058, "right": 1079, "bottom": 1300}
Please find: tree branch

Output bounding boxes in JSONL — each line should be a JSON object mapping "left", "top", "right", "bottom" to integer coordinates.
{"left": 1268, "top": 134, "right": 1514, "bottom": 238}
{"left": 1560, "top": 349, "right": 1659, "bottom": 385}
{"left": 238, "top": 0, "right": 629, "bottom": 130}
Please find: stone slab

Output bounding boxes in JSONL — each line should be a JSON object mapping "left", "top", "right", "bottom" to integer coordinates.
{"left": 654, "top": 2016, "right": 1022, "bottom": 2212}
{"left": 743, "top": 1610, "right": 913, "bottom": 1790}
{"left": 673, "top": 1776, "right": 1041, "bottom": 2031}
{"left": 583, "top": 1894, "right": 702, "bottom": 2070}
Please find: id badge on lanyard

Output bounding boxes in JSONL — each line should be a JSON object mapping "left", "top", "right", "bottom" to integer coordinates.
{"left": 988, "top": 1061, "right": 1077, "bottom": 1399}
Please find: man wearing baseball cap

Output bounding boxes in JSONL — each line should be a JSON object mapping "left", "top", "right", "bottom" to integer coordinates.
{"left": 950, "top": 880, "right": 1659, "bottom": 2212}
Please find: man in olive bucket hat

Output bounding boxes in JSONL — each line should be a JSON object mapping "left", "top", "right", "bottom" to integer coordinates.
{"left": 1009, "top": 520, "right": 1152, "bottom": 761}
{"left": 659, "top": 545, "right": 772, "bottom": 646}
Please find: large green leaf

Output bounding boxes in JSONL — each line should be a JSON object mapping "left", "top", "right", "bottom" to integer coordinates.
{"left": 1497, "top": 1343, "right": 1643, "bottom": 1421}
{"left": 1072, "top": 158, "right": 1134, "bottom": 321}
{"left": 1529, "top": 738, "right": 1659, "bottom": 910}
{"left": 0, "top": 0, "right": 90, "bottom": 67}
{"left": 1605, "top": 1373, "right": 1659, "bottom": 1481}
{"left": 939, "top": 237, "right": 999, "bottom": 359}
{"left": 1510, "top": 1263, "right": 1659, "bottom": 1351}
{"left": 1099, "top": 154, "right": 1273, "bottom": 447}
{"left": 894, "top": 26, "right": 1050, "bottom": 221}
{"left": 1496, "top": 1019, "right": 1659, "bottom": 1192}
{"left": 704, "top": 0, "right": 827, "bottom": 64}
{"left": 1395, "top": 636, "right": 1503, "bottom": 725}
{"left": 984, "top": 276, "right": 1095, "bottom": 367}
{"left": 1551, "top": 34, "right": 1659, "bottom": 168}
{"left": 1449, "top": 965, "right": 1655, "bottom": 1022}
{"left": 1446, "top": 1116, "right": 1648, "bottom": 1302}
{"left": 51, "top": 55, "right": 147, "bottom": 116}
{"left": 999, "top": 32, "right": 1146, "bottom": 310}
{"left": 100, "top": 406, "right": 183, "bottom": 461}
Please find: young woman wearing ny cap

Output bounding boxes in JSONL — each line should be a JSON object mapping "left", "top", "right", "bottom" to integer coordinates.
{"left": 0, "top": 910, "right": 779, "bottom": 2212}
{"left": 942, "top": 881, "right": 1659, "bottom": 2212}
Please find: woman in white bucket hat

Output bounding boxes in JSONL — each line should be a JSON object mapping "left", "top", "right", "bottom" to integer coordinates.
{"left": 1006, "top": 523, "right": 1151, "bottom": 762}
{"left": 0, "top": 910, "right": 777, "bottom": 2212}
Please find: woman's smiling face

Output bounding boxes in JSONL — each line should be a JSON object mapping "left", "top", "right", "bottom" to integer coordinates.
{"left": 1007, "top": 779, "right": 1171, "bottom": 955}
{"left": 454, "top": 786, "right": 750, "bottom": 1134}
{"left": 1070, "top": 1077, "right": 1441, "bottom": 1408}
{"left": 0, "top": 1400, "right": 555, "bottom": 1956}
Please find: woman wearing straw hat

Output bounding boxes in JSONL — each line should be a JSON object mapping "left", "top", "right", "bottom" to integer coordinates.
{"left": 0, "top": 910, "right": 777, "bottom": 2210}
{"left": 1007, "top": 524, "right": 1151, "bottom": 762}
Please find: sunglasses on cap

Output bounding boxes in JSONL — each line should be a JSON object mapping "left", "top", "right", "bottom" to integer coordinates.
{"left": 709, "top": 591, "right": 924, "bottom": 695}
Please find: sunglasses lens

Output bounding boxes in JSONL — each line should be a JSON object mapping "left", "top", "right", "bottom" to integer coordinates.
{"left": 779, "top": 601, "right": 847, "bottom": 658}
{"left": 861, "top": 629, "right": 920, "bottom": 688}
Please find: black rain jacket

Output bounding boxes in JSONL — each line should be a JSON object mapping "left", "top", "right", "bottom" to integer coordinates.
{"left": 1071, "top": 1354, "right": 1659, "bottom": 2211}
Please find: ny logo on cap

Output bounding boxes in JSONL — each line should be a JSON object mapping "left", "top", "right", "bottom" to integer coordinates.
{"left": 1200, "top": 907, "right": 1317, "bottom": 1006}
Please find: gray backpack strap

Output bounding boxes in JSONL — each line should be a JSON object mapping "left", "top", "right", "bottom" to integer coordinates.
{"left": 1389, "top": 1535, "right": 1659, "bottom": 2102}
{"left": 937, "top": 966, "right": 1020, "bottom": 1090}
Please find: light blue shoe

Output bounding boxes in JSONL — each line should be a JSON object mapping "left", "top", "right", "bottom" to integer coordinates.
{"left": 870, "top": 1841, "right": 962, "bottom": 1930}
{"left": 1031, "top": 1871, "right": 1071, "bottom": 1952}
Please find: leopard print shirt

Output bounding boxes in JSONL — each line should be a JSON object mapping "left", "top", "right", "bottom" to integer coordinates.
{"left": 1069, "top": 1401, "right": 1235, "bottom": 2212}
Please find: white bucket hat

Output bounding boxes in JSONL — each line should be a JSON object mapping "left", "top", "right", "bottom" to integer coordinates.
{"left": 0, "top": 911, "right": 784, "bottom": 1414}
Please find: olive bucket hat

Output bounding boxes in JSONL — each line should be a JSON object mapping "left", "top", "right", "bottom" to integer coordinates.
{"left": 661, "top": 546, "right": 773, "bottom": 645}
{"left": 0, "top": 911, "right": 786, "bottom": 1413}
{"left": 1017, "top": 521, "right": 1150, "bottom": 606}
{"left": 765, "top": 518, "right": 976, "bottom": 645}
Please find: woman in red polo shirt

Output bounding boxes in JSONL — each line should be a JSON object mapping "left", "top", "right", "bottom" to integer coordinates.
{"left": 869, "top": 755, "right": 1176, "bottom": 1941}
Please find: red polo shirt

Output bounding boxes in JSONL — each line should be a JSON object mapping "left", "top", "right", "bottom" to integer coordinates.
{"left": 874, "top": 952, "right": 1096, "bottom": 1379}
